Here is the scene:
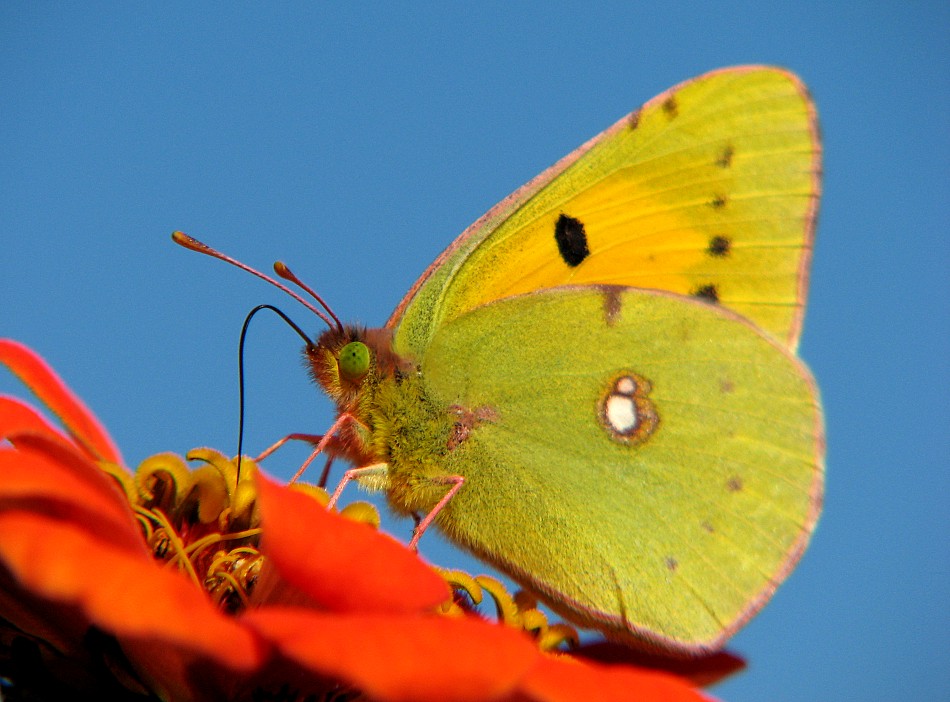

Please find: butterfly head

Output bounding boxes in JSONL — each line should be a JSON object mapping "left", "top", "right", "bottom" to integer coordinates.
{"left": 306, "top": 324, "right": 407, "bottom": 411}
{"left": 171, "top": 233, "right": 414, "bottom": 467}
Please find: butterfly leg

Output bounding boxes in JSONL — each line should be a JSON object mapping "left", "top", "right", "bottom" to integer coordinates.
{"left": 316, "top": 455, "right": 335, "bottom": 489}
{"left": 288, "top": 412, "right": 359, "bottom": 483}
{"left": 255, "top": 433, "right": 342, "bottom": 487}
{"left": 327, "top": 463, "right": 389, "bottom": 509}
{"left": 408, "top": 475, "right": 465, "bottom": 551}
{"left": 254, "top": 432, "right": 324, "bottom": 462}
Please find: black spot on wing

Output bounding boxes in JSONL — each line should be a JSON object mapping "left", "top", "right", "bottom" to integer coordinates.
{"left": 707, "top": 235, "right": 731, "bottom": 257}
{"left": 554, "top": 214, "right": 590, "bottom": 267}
{"left": 691, "top": 284, "right": 719, "bottom": 303}
{"left": 628, "top": 109, "right": 641, "bottom": 130}
{"left": 662, "top": 96, "right": 678, "bottom": 118}
{"left": 709, "top": 194, "right": 728, "bottom": 209}
{"left": 716, "top": 144, "right": 734, "bottom": 168}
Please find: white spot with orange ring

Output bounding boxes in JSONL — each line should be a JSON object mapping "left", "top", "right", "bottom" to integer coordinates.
{"left": 598, "top": 372, "right": 659, "bottom": 446}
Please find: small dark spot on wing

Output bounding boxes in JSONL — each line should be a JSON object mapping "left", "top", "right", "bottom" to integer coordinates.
{"left": 710, "top": 193, "right": 728, "bottom": 209}
{"left": 707, "top": 235, "right": 731, "bottom": 257}
{"left": 662, "top": 96, "right": 678, "bottom": 118}
{"left": 665, "top": 557, "right": 679, "bottom": 571}
{"left": 727, "top": 476, "right": 744, "bottom": 492}
{"left": 691, "top": 284, "right": 720, "bottom": 303}
{"left": 601, "top": 286, "right": 623, "bottom": 326}
{"left": 628, "top": 109, "right": 641, "bottom": 130}
{"left": 716, "top": 144, "right": 734, "bottom": 168}
{"left": 446, "top": 404, "right": 498, "bottom": 451}
{"left": 554, "top": 213, "right": 590, "bottom": 267}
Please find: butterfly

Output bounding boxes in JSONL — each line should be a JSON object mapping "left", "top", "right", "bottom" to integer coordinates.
{"left": 176, "top": 64, "right": 824, "bottom": 655}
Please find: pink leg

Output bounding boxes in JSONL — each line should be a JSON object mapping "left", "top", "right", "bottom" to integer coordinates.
{"left": 317, "top": 455, "right": 335, "bottom": 488}
{"left": 254, "top": 432, "right": 324, "bottom": 462}
{"left": 409, "top": 475, "right": 465, "bottom": 551}
{"left": 289, "top": 413, "right": 358, "bottom": 484}
{"left": 327, "top": 463, "right": 388, "bottom": 509}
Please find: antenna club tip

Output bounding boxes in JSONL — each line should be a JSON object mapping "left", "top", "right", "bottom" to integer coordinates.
{"left": 171, "top": 231, "right": 209, "bottom": 252}
{"left": 273, "top": 261, "right": 293, "bottom": 279}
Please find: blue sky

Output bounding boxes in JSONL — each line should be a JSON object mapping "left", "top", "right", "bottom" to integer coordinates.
{"left": 1, "top": 4, "right": 947, "bottom": 700}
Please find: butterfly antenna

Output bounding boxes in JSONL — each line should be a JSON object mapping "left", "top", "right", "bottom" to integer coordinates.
{"left": 172, "top": 231, "right": 338, "bottom": 331}
{"left": 273, "top": 261, "right": 343, "bottom": 332}
{"left": 234, "top": 304, "right": 314, "bottom": 482}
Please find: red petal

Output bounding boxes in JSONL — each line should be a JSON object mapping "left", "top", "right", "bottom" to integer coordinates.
{"left": 520, "top": 655, "right": 710, "bottom": 702}
{"left": 0, "top": 449, "right": 143, "bottom": 552}
{"left": 0, "top": 511, "right": 263, "bottom": 671}
{"left": 256, "top": 474, "right": 448, "bottom": 612}
{"left": 0, "top": 422, "right": 138, "bottom": 520}
{"left": 574, "top": 641, "right": 746, "bottom": 687}
{"left": 243, "top": 608, "right": 538, "bottom": 702}
{"left": 0, "top": 396, "right": 68, "bottom": 439}
{"left": 0, "top": 339, "right": 122, "bottom": 463}
{"left": 0, "top": 565, "right": 91, "bottom": 656}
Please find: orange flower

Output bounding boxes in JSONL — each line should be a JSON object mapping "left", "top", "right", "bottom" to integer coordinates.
{"left": 0, "top": 339, "right": 728, "bottom": 701}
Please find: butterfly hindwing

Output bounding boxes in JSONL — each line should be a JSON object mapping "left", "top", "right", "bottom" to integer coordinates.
{"left": 407, "top": 286, "right": 823, "bottom": 651}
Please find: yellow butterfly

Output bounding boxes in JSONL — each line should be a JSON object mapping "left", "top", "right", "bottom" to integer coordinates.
{"left": 176, "top": 64, "right": 824, "bottom": 654}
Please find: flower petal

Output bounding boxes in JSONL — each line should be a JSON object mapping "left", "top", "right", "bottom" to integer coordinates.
{"left": 0, "top": 449, "right": 143, "bottom": 552}
{"left": 520, "top": 654, "right": 709, "bottom": 702}
{"left": 0, "top": 417, "right": 139, "bottom": 521}
{"left": 0, "top": 564, "right": 91, "bottom": 656}
{"left": 0, "top": 339, "right": 122, "bottom": 463}
{"left": 0, "top": 511, "right": 263, "bottom": 671}
{"left": 573, "top": 641, "right": 746, "bottom": 687}
{"left": 256, "top": 474, "right": 448, "bottom": 612}
{"left": 0, "top": 395, "right": 68, "bottom": 440}
{"left": 243, "top": 608, "right": 539, "bottom": 702}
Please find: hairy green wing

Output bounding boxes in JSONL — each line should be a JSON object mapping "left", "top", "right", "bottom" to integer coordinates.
{"left": 415, "top": 287, "right": 823, "bottom": 653}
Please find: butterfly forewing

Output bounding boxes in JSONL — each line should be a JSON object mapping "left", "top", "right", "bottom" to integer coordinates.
{"left": 391, "top": 66, "right": 820, "bottom": 356}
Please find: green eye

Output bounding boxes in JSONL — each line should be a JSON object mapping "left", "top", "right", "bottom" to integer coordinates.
{"left": 338, "top": 341, "right": 370, "bottom": 380}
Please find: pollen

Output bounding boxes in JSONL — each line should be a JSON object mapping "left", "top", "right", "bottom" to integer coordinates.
{"left": 120, "top": 448, "right": 383, "bottom": 614}
{"left": 128, "top": 449, "right": 266, "bottom": 613}
{"left": 437, "top": 570, "right": 580, "bottom": 652}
